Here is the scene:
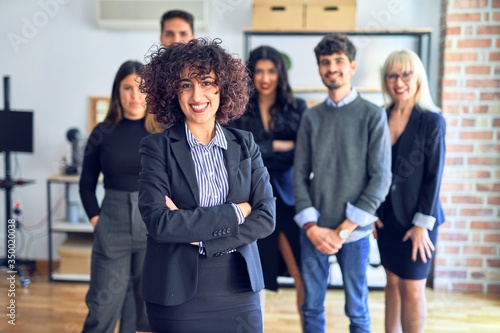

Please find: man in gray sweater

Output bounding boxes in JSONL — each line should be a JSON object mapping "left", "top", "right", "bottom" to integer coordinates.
{"left": 294, "top": 34, "right": 392, "bottom": 333}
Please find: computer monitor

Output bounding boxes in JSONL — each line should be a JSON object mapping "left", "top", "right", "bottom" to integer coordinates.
{"left": 0, "top": 110, "right": 34, "bottom": 153}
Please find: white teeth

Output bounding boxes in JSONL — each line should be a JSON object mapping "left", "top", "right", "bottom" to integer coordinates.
{"left": 191, "top": 103, "right": 207, "bottom": 110}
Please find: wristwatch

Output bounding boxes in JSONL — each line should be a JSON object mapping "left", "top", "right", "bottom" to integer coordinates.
{"left": 338, "top": 228, "right": 351, "bottom": 240}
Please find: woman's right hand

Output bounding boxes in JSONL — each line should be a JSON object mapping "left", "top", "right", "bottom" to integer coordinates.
{"left": 373, "top": 219, "right": 384, "bottom": 240}
{"left": 236, "top": 202, "right": 252, "bottom": 218}
{"left": 403, "top": 226, "right": 435, "bottom": 263}
{"left": 90, "top": 215, "right": 99, "bottom": 228}
{"left": 272, "top": 140, "right": 294, "bottom": 152}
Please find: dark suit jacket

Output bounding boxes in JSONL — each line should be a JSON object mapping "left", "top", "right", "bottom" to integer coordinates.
{"left": 230, "top": 97, "right": 306, "bottom": 206}
{"left": 138, "top": 123, "right": 275, "bottom": 306}
{"left": 383, "top": 105, "right": 446, "bottom": 228}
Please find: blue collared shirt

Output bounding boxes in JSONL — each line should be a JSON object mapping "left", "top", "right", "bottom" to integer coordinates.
{"left": 325, "top": 88, "right": 358, "bottom": 108}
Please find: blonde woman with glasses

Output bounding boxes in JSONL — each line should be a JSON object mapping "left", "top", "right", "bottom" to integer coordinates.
{"left": 374, "top": 50, "right": 446, "bottom": 333}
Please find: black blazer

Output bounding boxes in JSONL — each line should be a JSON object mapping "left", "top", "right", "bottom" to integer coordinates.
{"left": 230, "top": 97, "right": 307, "bottom": 206}
{"left": 138, "top": 123, "right": 275, "bottom": 306}
{"left": 381, "top": 105, "right": 446, "bottom": 228}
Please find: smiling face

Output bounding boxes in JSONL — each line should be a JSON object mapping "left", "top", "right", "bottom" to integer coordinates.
{"left": 119, "top": 74, "right": 146, "bottom": 120}
{"left": 160, "top": 17, "right": 194, "bottom": 46}
{"left": 253, "top": 59, "right": 279, "bottom": 98}
{"left": 385, "top": 66, "right": 418, "bottom": 104}
{"left": 177, "top": 68, "right": 220, "bottom": 129}
{"left": 318, "top": 52, "right": 356, "bottom": 91}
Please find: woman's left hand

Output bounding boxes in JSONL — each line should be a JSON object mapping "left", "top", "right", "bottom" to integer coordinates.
{"left": 402, "top": 225, "right": 435, "bottom": 263}
{"left": 165, "top": 196, "right": 178, "bottom": 210}
{"left": 373, "top": 219, "right": 384, "bottom": 240}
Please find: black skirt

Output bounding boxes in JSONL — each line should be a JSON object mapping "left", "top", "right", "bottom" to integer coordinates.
{"left": 377, "top": 195, "right": 439, "bottom": 280}
{"left": 146, "top": 252, "right": 262, "bottom": 333}
{"left": 258, "top": 193, "right": 301, "bottom": 291}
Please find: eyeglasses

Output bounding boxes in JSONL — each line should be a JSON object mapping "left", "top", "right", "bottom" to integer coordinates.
{"left": 385, "top": 71, "right": 414, "bottom": 83}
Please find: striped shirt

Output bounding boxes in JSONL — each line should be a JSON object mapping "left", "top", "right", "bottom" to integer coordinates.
{"left": 185, "top": 123, "right": 244, "bottom": 253}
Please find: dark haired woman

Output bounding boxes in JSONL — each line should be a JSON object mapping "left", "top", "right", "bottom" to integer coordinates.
{"left": 79, "top": 60, "right": 152, "bottom": 333}
{"left": 138, "top": 38, "right": 275, "bottom": 332}
{"left": 230, "top": 45, "right": 306, "bottom": 324}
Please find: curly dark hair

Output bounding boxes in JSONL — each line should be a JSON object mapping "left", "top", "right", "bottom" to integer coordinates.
{"left": 140, "top": 38, "right": 251, "bottom": 126}
{"left": 314, "top": 34, "right": 357, "bottom": 63}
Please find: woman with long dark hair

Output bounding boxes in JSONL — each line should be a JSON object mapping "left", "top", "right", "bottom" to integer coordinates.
{"left": 231, "top": 45, "right": 306, "bottom": 323}
{"left": 79, "top": 60, "right": 152, "bottom": 333}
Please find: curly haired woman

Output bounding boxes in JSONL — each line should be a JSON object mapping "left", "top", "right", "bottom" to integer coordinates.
{"left": 138, "top": 38, "right": 275, "bottom": 332}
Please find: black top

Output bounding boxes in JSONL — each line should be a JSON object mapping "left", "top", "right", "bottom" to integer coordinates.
{"left": 377, "top": 137, "right": 404, "bottom": 232}
{"left": 79, "top": 117, "right": 149, "bottom": 219}
{"left": 229, "top": 97, "right": 306, "bottom": 207}
{"left": 230, "top": 97, "right": 306, "bottom": 172}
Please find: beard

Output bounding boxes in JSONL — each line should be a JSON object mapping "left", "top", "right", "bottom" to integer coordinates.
{"left": 324, "top": 82, "right": 341, "bottom": 90}
{"left": 323, "top": 81, "right": 342, "bottom": 90}
{"left": 322, "top": 73, "right": 342, "bottom": 90}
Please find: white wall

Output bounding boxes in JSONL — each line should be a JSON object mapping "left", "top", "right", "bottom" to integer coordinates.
{"left": 0, "top": 0, "right": 441, "bottom": 260}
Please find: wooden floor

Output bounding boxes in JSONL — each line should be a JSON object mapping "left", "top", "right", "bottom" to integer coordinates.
{"left": 1, "top": 273, "right": 500, "bottom": 332}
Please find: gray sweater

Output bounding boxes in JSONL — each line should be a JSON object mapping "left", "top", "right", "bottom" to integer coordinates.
{"left": 294, "top": 96, "right": 392, "bottom": 239}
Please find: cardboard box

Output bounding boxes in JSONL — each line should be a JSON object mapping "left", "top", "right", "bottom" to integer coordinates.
{"left": 58, "top": 234, "right": 92, "bottom": 275}
{"left": 305, "top": 0, "right": 356, "bottom": 30}
{"left": 253, "top": 0, "right": 305, "bottom": 30}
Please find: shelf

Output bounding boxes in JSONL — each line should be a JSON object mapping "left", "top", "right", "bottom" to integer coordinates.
{"left": 48, "top": 174, "right": 103, "bottom": 183}
{"left": 51, "top": 272, "right": 90, "bottom": 282}
{"left": 52, "top": 220, "right": 93, "bottom": 233}
{"left": 277, "top": 264, "right": 386, "bottom": 290}
{"left": 47, "top": 174, "right": 80, "bottom": 183}
{"left": 243, "top": 27, "right": 433, "bottom": 34}
{"left": 294, "top": 86, "right": 381, "bottom": 93}
{"left": 243, "top": 28, "right": 432, "bottom": 79}
{"left": 47, "top": 175, "right": 96, "bottom": 283}
{"left": 0, "top": 178, "right": 35, "bottom": 189}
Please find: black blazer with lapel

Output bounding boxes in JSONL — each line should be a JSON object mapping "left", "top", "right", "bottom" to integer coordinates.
{"left": 138, "top": 123, "right": 275, "bottom": 306}
{"left": 382, "top": 105, "right": 446, "bottom": 228}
